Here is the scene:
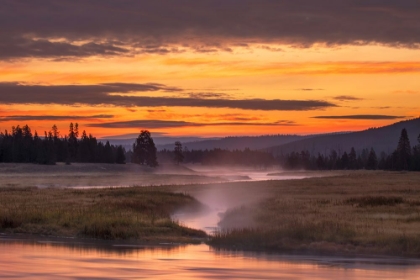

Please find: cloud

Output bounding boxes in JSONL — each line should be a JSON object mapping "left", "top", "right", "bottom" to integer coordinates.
{"left": 372, "top": 106, "right": 392, "bottom": 110}
{"left": 147, "top": 109, "right": 167, "bottom": 113}
{"left": 186, "top": 92, "right": 232, "bottom": 99}
{"left": 1, "top": 1, "right": 419, "bottom": 59}
{"left": 297, "top": 88, "right": 324, "bottom": 91}
{"left": 86, "top": 119, "right": 298, "bottom": 129}
{"left": 393, "top": 90, "right": 420, "bottom": 94}
{"left": 0, "top": 114, "right": 114, "bottom": 122}
{"left": 0, "top": 37, "right": 131, "bottom": 60}
{"left": 332, "top": 95, "right": 364, "bottom": 101}
{"left": 0, "top": 82, "right": 337, "bottom": 111}
{"left": 312, "top": 115, "right": 406, "bottom": 120}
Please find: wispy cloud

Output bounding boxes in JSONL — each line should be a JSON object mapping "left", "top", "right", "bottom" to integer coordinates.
{"left": 87, "top": 119, "right": 298, "bottom": 129}
{"left": 297, "top": 88, "right": 324, "bottom": 91}
{"left": 312, "top": 115, "right": 406, "bottom": 120}
{"left": 332, "top": 95, "right": 364, "bottom": 101}
{"left": 0, "top": 115, "right": 114, "bottom": 122}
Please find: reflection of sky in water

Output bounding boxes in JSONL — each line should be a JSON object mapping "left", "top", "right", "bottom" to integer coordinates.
{"left": 1, "top": 239, "right": 420, "bottom": 280}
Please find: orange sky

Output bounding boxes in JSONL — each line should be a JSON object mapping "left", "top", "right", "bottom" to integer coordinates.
{"left": 1, "top": 2, "right": 419, "bottom": 138}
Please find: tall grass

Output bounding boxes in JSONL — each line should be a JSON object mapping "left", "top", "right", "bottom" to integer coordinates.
{"left": 208, "top": 171, "right": 420, "bottom": 256}
{"left": 0, "top": 186, "right": 206, "bottom": 242}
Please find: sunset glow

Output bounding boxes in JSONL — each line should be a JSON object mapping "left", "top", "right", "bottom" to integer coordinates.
{"left": 1, "top": 1, "right": 419, "bottom": 138}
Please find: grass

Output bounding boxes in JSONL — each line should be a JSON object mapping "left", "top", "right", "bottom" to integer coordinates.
{"left": 2, "top": 166, "right": 420, "bottom": 257}
{"left": 0, "top": 186, "right": 206, "bottom": 243}
{"left": 207, "top": 171, "right": 420, "bottom": 257}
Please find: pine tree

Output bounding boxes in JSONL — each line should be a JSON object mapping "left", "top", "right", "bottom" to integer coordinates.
{"left": 116, "top": 146, "right": 126, "bottom": 164}
{"left": 366, "top": 148, "right": 378, "bottom": 170}
{"left": 340, "top": 152, "right": 349, "bottom": 169}
{"left": 396, "top": 128, "right": 411, "bottom": 170}
{"left": 173, "top": 141, "right": 184, "bottom": 165}
{"left": 348, "top": 147, "right": 357, "bottom": 169}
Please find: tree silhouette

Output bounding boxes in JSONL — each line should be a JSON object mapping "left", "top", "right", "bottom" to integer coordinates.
{"left": 366, "top": 148, "right": 378, "bottom": 170}
{"left": 132, "top": 130, "right": 158, "bottom": 167}
{"left": 0, "top": 123, "right": 125, "bottom": 165}
{"left": 116, "top": 146, "right": 126, "bottom": 164}
{"left": 173, "top": 141, "right": 184, "bottom": 165}
{"left": 348, "top": 147, "right": 358, "bottom": 169}
{"left": 396, "top": 128, "right": 411, "bottom": 170}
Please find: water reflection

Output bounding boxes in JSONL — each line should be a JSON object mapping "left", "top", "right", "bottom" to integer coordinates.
{"left": 1, "top": 236, "right": 420, "bottom": 279}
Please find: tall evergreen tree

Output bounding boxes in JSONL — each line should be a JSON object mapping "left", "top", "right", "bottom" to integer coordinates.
{"left": 115, "top": 146, "right": 126, "bottom": 164}
{"left": 348, "top": 147, "right": 358, "bottom": 169}
{"left": 173, "top": 141, "right": 184, "bottom": 165}
{"left": 366, "top": 148, "right": 378, "bottom": 170}
{"left": 68, "top": 122, "right": 79, "bottom": 162}
{"left": 396, "top": 128, "right": 411, "bottom": 170}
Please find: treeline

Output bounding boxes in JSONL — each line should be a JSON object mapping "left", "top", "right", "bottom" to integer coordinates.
{"left": 279, "top": 128, "right": 420, "bottom": 171}
{"left": 158, "top": 147, "right": 276, "bottom": 167}
{"left": 0, "top": 124, "right": 125, "bottom": 165}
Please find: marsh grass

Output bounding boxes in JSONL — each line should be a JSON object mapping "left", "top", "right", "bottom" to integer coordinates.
{"left": 209, "top": 171, "right": 420, "bottom": 256}
{"left": 0, "top": 186, "right": 206, "bottom": 242}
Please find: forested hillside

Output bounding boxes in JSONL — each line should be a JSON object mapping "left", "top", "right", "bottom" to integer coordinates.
{"left": 267, "top": 118, "right": 420, "bottom": 156}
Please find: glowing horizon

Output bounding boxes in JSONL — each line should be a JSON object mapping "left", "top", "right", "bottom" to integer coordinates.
{"left": 1, "top": 1, "right": 419, "bottom": 138}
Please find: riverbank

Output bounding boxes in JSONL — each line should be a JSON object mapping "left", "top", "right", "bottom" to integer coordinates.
{"left": 2, "top": 168, "right": 420, "bottom": 257}
{"left": 0, "top": 186, "right": 207, "bottom": 243}
{"left": 208, "top": 171, "right": 420, "bottom": 257}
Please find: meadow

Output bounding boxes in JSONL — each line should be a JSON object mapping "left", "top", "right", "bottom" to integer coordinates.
{"left": 208, "top": 171, "right": 420, "bottom": 257}
{"left": 1, "top": 164, "right": 420, "bottom": 257}
{"left": 0, "top": 186, "right": 206, "bottom": 243}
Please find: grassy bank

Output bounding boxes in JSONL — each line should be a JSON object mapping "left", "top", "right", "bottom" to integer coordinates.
{"left": 208, "top": 171, "right": 420, "bottom": 257}
{"left": 0, "top": 186, "right": 206, "bottom": 243}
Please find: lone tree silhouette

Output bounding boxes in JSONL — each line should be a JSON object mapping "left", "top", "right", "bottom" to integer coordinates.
{"left": 173, "top": 141, "right": 184, "bottom": 165}
{"left": 396, "top": 128, "right": 411, "bottom": 170}
{"left": 132, "top": 130, "right": 158, "bottom": 167}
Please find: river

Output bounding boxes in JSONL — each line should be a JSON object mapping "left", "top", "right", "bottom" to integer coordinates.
{"left": 1, "top": 236, "right": 420, "bottom": 279}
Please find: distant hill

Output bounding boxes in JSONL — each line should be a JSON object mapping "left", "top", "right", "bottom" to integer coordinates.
{"left": 158, "top": 135, "right": 309, "bottom": 151}
{"left": 266, "top": 118, "right": 420, "bottom": 156}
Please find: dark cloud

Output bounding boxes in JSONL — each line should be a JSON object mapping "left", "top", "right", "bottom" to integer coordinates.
{"left": 312, "top": 115, "right": 406, "bottom": 120}
{"left": 332, "top": 95, "right": 364, "bottom": 101}
{"left": 0, "top": 82, "right": 336, "bottom": 111}
{"left": 1, "top": 0, "right": 419, "bottom": 59}
{"left": 86, "top": 119, "right": 297, "bottom": 129}
{"left": 0, "top": 37, "right": 131, "bottom": 60}
{"left": 0, "top": 115, "right": 114, "bottom": 122}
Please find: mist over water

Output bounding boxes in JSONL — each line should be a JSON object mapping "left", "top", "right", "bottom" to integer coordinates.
{"left": 172, "top": 167, "right": 323, "bottom": 234}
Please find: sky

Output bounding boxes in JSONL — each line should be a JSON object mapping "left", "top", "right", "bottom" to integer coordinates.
{"left": 0, "top": 0, "right": 419, "bottom": 138}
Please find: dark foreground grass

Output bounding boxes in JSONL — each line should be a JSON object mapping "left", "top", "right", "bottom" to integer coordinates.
{"left": 208, "top": 171, "right": 420, "bottom": 257}
{"left": 0, "top": 186, "right": 206, "bottom": 243}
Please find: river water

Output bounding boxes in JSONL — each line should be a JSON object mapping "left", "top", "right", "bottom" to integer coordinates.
{"left": 3, "top": 171, "right": 420, "bottom": 279}
{"left": 2, "top": 237, "right": 420, "bottom": 279}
